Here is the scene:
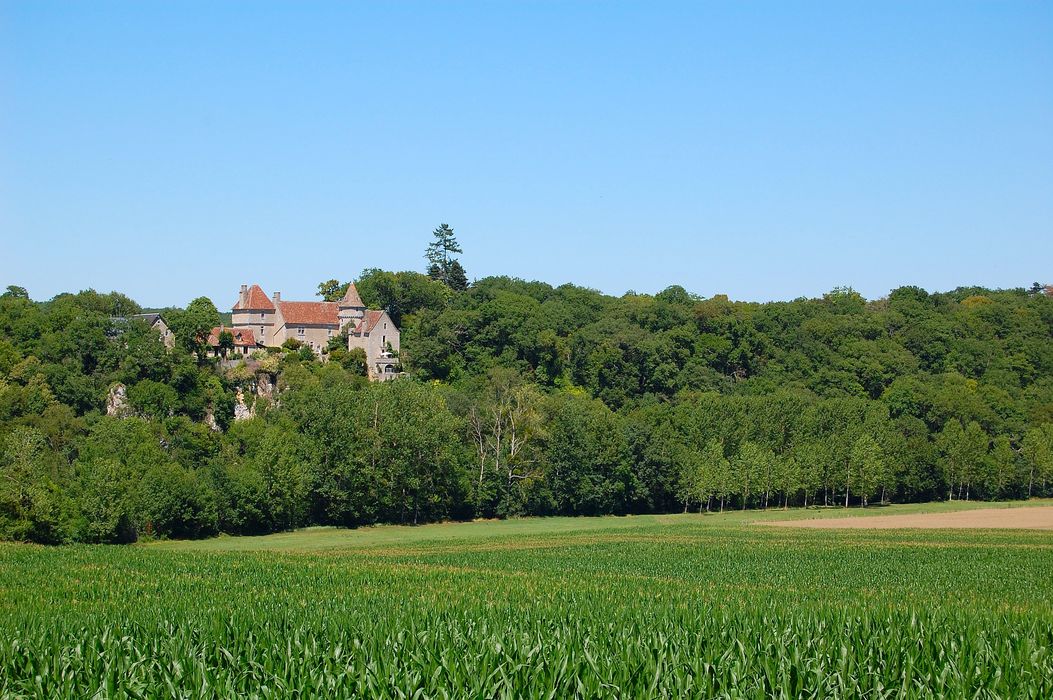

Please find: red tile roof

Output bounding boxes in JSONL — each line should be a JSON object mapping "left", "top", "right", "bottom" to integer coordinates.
{"left": 233, "top": 284, "right": 276, "bottom": 311}
{"left": 208, "top": 326, "right": 258, "bottom": 347}
{"left": 278, "top": 301, "right": 339, "bottom": 326}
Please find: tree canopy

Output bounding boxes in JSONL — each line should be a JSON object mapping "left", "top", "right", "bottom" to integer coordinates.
{"left": 1, "top": 277, "right": 1051, "bottom": 543}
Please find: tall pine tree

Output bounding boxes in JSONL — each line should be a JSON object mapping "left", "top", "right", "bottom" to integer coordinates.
{"left": 425, "top": 223, "right": 468, "bottom": 290}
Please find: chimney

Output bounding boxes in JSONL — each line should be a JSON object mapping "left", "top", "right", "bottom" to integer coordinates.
{"left": 238, "top": 284, "right": 247, "bottom": 307}
{"left": 273, "top": 291, "right": 281, "bottom": 302}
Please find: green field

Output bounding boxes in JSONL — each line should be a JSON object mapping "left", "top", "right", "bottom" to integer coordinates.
{"left": 2, "top": 503, "right": 1052, "bottom": 698}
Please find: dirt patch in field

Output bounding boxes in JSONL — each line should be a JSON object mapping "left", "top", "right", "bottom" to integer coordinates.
{"left": 768, "top": 506, "right": 1053, "bottom": 530}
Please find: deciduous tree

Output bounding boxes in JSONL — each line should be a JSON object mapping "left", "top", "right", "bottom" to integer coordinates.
{"left": 467, "top": 369, "right": 543, "bottom": 516}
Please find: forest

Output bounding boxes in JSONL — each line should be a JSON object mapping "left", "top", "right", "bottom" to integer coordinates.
{"left": 2, "top": 263, "right": 1053, "bottom": 543}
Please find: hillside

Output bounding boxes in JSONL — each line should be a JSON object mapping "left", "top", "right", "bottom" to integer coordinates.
{"left": 1, "top": 276, "right": 1052, "bottom": 544}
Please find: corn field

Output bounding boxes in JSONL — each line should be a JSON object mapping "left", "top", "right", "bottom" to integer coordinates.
{"left": 1, "top": 518, "right": 1051, "bottom": 698}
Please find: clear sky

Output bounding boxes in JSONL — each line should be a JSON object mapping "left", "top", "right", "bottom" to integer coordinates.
{"left": 2, "top": 1, "right": 1051, "bottom": 308}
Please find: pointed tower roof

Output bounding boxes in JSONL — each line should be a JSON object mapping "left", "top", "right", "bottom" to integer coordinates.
{"left": 339, "top": 282, "right": 365, "bottom": 308}
{"left": 233, "top": 284, "right": 276, "bottom": 311}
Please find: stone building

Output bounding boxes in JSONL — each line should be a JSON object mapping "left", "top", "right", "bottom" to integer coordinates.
{"left": 206, "top": 326, "right": 261, "bottom": 358}
{"left": 112, "top": 313, "right": 175, "bottom": 349}
{"left": 231, "top": 283, "right": 401, "bottom": 380}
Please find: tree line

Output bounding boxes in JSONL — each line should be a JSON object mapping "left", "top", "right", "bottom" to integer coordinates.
{"left": 2, "top": 259, "right": 1053, "bottom": 543}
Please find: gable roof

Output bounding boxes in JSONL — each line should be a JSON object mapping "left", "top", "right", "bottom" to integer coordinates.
{"left": 129, "top": 313, "right": 163, "bottom": 326}
{"left": 339, "top": 283, "right": 364, "bottom": 308}
{"left": 278, "top": 301, "right": 339, "bottom": 326}
{"left": 233, "top": 284, "right": 276, "bottom": 311}
{"left": 353, "top": 309, "right": 387, "bottom": 334}
{"left": 208, "top": 326, "right": 258, "bottom": 347}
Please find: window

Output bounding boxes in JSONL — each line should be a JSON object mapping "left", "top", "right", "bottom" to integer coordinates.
{"left": 297, "top": 327, "right": 305, "bottom": 337}
{"left": 260, "top": 313, "right": 265, "bottom": 320}
{"left": 259, "top": 326, "right": 264, "bottom": 336}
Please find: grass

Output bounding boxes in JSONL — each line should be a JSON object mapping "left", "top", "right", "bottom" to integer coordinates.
{"left": 151, "top": 497, "right": 1053, "bottom": 553}
{"left": 2, "top": 500, "right": 1052, "bottom": 697}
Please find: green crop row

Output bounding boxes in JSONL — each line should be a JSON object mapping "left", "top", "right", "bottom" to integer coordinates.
{"left": 1, "top": 521, "right": 1051, "bottom": 698}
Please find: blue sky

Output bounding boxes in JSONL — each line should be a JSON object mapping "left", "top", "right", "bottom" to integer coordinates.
{"left": 2, "top": 1, "right": 1051, "bottom": 308}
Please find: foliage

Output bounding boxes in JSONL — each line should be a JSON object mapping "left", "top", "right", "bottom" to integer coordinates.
{"left": 356, "top": 268, "right": 452, "bottom": 327}
{"left": 316, "top": 278, "right": 347, "bottom": 302}
{"left": 136, "top": 463, "right": 218, "bottom": 539}
{"left": 166, "top": 297, "right": 220, "bottom": 360}
{"left": 0, "top": 426, "right": 72, "bottom": 543}
{"left": 1, "top": 278, "right": 1052, "bottom": 544}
